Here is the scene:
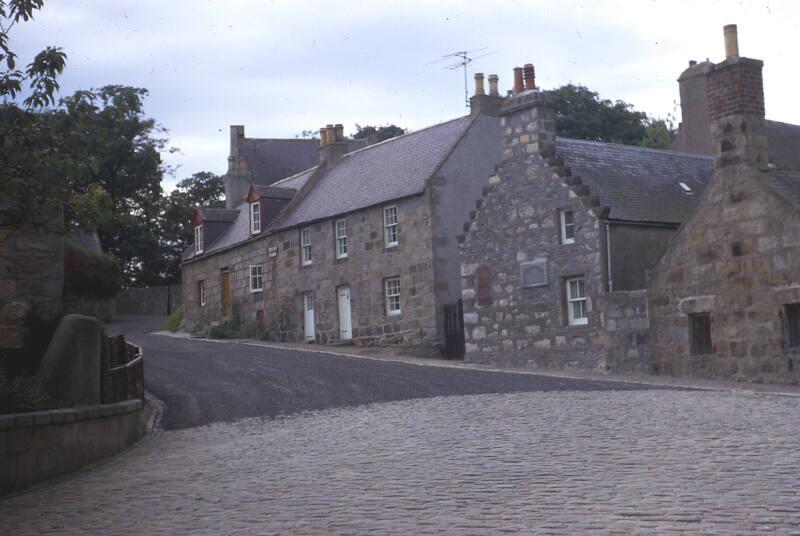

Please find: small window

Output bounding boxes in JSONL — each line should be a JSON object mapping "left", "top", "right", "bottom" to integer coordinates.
{"left": 335, "top": 218, "right": 348, "bottom": 259}
{"left": 678, "top": 181, "right": 694, "bottom": 195}
{"left": 689, "top": 313, "right": 713, "bottom": 355}
{"left": 249, "top": 265, "right": 263, "bottom": 292}
{"left": 301, "top": 228, "right": 312, "bottom": 265}
{"left": 566, "top": 277, "right": 587, "bottom": 326}
{"left": 250, "top": 202, "right": 261, "bottom": 234}
{"left": 198, "top": 280, "right": 206, "bottom": 306}
{"left": 521, "top": 260, "right": 548, "bottom": 288}
{"left": 476, "top": 266, "right": 491, "bottom": 307}
{"left": 194, "top": 224, "right": 204, "bottom": 254}
{"left": 560, "top": 210, "right": 575, "bottom": 244}
{"left": 785, "top": 304, "right": 800, "bottom": 348}
{"left": 384, "top": 206, "right": 398, "bottom": 247}
{"left": 385, "top": 277, "right": 401, "bottom": 315}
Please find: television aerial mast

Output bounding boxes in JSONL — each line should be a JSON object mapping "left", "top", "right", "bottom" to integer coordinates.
{"left": 427, "top": 48, "right": 498, "bottom": 109}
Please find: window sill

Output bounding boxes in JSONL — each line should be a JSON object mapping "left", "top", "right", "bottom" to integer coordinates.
{"left": 250, "top": 289, "right": 263, "bottom": 294}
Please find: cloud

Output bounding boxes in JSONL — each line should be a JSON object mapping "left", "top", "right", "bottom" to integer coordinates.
{"left": 10, "top": 0, "right": 800, "bottom": 185}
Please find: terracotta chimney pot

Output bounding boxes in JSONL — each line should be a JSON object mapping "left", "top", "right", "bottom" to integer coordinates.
{"left": 334, "top": 123, "right": 344, "bottom": 142}
{"left": 488, "top": 74, "right": 499, "bottom": 96}
{"left": 523, "top": 63, "right": 535, "bottom": 90}
{"left": 724, "top": 24, "right": 739, "bottom": 59}
{"left": 319, "top": 126, "right": 328, "bottom": 146}
{"left": 513, "top": 67, "right": 524, "bottom": 95}
{"left": 474, "top": 73, "right": 485, "bottom": 96}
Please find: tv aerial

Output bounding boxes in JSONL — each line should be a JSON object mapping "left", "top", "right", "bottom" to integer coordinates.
{"left": 428, "top": 48, "right": 498, "bottom": 109}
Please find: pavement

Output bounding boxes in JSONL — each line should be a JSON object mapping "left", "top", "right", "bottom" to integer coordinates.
{"left": 1, "top": 316, "right": 799, "bottom": 534}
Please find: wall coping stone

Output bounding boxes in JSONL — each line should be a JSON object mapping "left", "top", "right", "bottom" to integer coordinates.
{"left": 0, "top": 399, "right": 142, "bottom": 431}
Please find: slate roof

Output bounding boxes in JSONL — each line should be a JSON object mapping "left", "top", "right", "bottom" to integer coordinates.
{"left": 766, "top": 120, "right": 800, "bottom": 170}
{"left": 200, "top": 208, "right": 239, "bottom": 222}
{"left": 556, "top": 138, "right": 714, "bottom": 224}
{"left": 272, "top": 115, "right": 474, "bottom": 229}
{"left": 239, "top": 138, "right": 367, "bottom": 185}
{"left": 766, "top": 169, "right": 800, "bottom": 209}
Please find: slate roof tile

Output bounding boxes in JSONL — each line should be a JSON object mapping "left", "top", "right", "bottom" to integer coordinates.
{"left": 556, "top": 138, "right": 714, "bottom": 224}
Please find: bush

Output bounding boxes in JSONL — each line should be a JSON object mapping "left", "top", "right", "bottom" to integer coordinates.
{"left": 207, "top": 322, "right": 235, "bottom": 339}
{"left": 162, "top": 306, "right": 183, "bottom": 332}
{"left": 64, "top": 241, "right": 122, "bottom": 299}
{"left": 0, "top": 369, "right": 48, "bottom": 414}
{"left": 238, "top": 320, "right": 267, "bottom": 340}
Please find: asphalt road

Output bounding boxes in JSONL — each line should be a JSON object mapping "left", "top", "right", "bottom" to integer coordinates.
{"left": 109, "top": 316, "right": 664, "bottom": 430}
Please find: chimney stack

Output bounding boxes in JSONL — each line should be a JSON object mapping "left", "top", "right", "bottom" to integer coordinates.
{"left": 706, "top": 24, "right": 768, "bottom": 169}
{"left": 488, "top": 74, "right": 499, "bottom": 96}
{"left": 724, "top": 24, "right": 739, "bottom": 59}
{"left": 501, "top": 61, "right": 555, "bottom": 159}
{"left": 469, "top": 73, "right": 503, "bottom": 117}
{"left": 523, "top": 63, "right": 535, "bottom": 90}
{"left": 513, "top": 67, "right": 524, "bottom": 95}
{"left": 474, "top": 73, "right": 485, "bottom": 96}
{"left": 319, "top": 122, "right": 349, "bottom": 164}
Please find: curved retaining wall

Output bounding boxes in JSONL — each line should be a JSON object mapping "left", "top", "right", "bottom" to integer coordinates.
{"left": 0, "top": 399, "right": 145, "bottom": 495}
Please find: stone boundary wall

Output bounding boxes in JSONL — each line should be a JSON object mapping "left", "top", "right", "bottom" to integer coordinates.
{"left": 115, "top": 285, "right": 182, "bottom": 316}
{"left": 0, "top": 399, "right": 145, "bottom": 495}
{"left": 603, "top": 290, "right": 651, "bottom": 374}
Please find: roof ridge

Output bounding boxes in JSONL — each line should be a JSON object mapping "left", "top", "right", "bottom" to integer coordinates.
{"left": 557, "top": 137, "right": 715, "bottom": 160}
{"left": 340, "top": 115, "right": 471, "bottom": 159}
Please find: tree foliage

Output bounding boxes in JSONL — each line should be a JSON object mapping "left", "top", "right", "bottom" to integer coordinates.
{"left": 353, "top": 124, "right": 407, "bottom": 143}
{"left": 159, "top": 172, "right": 224, "bottom": 284}
{"left": 545, "top": 84, "right": 675, "bottom": 149}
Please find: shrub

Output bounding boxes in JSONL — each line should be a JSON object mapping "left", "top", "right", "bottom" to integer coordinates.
{"left": 237, "top": 320, "right": 267, "bottom": 340}
{"left": 0, "top": 369, "right": 48, "bottom": 414}
{"left": 162, "top": 306, "right": 183, "bottom": 332}
{"left": 64, "top": 241, "right": 122, "bottom": 299}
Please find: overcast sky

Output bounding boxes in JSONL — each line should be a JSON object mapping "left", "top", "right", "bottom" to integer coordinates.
{"left": 11, "top": 0, "right": 800, "bottom": 189}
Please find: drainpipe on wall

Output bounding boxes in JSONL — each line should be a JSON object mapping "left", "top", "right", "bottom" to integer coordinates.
{"left": 605, "top": 220, "right": 613, "bottom": 292}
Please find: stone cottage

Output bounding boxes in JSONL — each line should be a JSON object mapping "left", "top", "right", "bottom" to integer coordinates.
{"left": 182, "top": 107, "right": 502, "bottom": 353}
{"left": 647, "top": 26, "right": 800, "bottom": 383}
{"left": 458, "top": 63, "right": 713, "bottom": 372}
{"left": 460, "top": 25, "right": 800, "bottom": 382}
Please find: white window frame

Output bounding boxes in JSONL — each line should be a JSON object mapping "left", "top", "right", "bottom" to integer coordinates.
{"left": 385, "top": 277, "right": 401, "bottom": 316}
{"left": 301, "top": 228, "right": 312, "bottom": 265}
{"left": 384, "top": 205, "right": 398, "bottom": 248}
{"left": 560, "top": 209, "right": 575, "bottom": 244}
{"left": 250, "top": 202, "right": 261, "bottom": 234}
{"left": 198, "top": 280, "right": 206, "bottom": 306}
{"left": 566, "top": 277, "right": 588, "bottom": 326}
{"left": 249, "top": 264, "right": 263, "bottom": 292}
{"left": 335, "top": 218, "right": 348, "bottom": 259}
{"left": 194, "top": 224, "right": 204, "bottom": 254}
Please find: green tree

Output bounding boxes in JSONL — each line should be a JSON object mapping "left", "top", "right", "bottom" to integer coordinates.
{"left": 545, "top": 84, "right": 674, "bottom": 149}
{"left": 53, "top": 85, "right": 170, "bottom": 286}
{"left": 0, "top": 0, "right": 68, "bottom": 233}
{"left": 159, "top": 172, "right": 224, "bottom": 283}
{"left": 353, "top": 124, "right": 406, "bottom": 143}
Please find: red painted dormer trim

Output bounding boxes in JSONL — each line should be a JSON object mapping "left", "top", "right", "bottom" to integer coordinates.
{"left": 246, "top": 183, "right": 261, "bottom": 203}
{"left": 192, "top": 208, "right": 205, "bottom": 228}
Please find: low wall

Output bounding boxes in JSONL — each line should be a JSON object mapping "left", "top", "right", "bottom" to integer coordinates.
{"left": 0, "top": 399, "right": 145, "bottom": 495}
{"left": 115, "top": 285, "right": 182, "bottom": 316}
{"left": 603, "top": 290, "right": 651, "bottom": 374}
{"left": 63, "top": 295, "right": 116, "bottom": 323}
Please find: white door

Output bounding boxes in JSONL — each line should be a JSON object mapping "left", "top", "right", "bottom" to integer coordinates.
{"left": 303, "top": 293, "right": 315, "bottom": 341}
{"left": 338, "top": 286, "right": 352, "bottom": 340}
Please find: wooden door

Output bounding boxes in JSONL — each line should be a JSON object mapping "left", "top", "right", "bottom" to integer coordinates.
{"left": 221, "top": 269, "right": 231, "bottom": 317}
{"left": 338, "top": 286, "right": 352, "bottom": 340}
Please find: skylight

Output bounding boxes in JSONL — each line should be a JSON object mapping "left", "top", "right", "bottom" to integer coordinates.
{"left": 678, "top": 181, "right": 694, "bottom": 195}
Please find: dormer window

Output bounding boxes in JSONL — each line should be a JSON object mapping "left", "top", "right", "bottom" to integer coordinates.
{"left": 194, "top": 224, "right": 204, "bottom": 254}
{"left": 678, "top": 181, "right": 694, "bottom": 195}
{"left": 250, "top": 202, "right": 261, "bottom": 234}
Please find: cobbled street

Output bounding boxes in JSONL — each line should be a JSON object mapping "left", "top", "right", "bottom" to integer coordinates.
{"left": 1, "top": 319, "right": 799, "bottom": 534}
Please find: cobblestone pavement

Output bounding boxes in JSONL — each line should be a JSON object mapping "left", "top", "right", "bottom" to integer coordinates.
{"left": 2, "top": 390, "right": 800, "bottom": 534}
